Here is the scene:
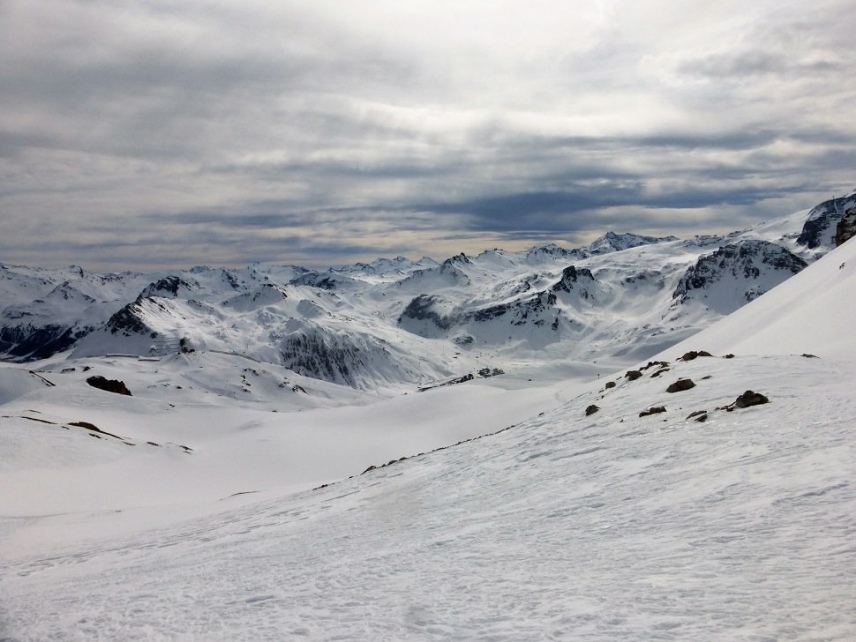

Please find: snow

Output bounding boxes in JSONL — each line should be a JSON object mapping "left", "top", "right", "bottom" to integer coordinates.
{"left": 1, "top": 228, "right": 855, "bottom": 639}
{"left": 2, "top": 350, "right": 854, "bottom": 640}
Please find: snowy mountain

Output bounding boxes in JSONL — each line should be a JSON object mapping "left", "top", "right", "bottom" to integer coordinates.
{"left": 1, "top": 206, "right": 854, "bottom": 640}
{"left": 3, "top": 194, "right": 851, "bottom": 393}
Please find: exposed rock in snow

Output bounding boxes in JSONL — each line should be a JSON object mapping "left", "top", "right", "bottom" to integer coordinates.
{"left": 835, "top": 207, "right": 856, "bottom": 247}
{"left": 796, "top": 192, "right": 856, "bottom": 251}
{"left": 86, "top": 375, "right": 132, "bottom": 396}
{"left": 138, "top": 275, "right": 197, "bottom": 299}
{"left": 671, "top": 240, "right": 807, "bottom": 314}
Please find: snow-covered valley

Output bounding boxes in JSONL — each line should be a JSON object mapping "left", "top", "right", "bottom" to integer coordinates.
{"left": 1, "top": 195, "right": 855, "bottom": 641}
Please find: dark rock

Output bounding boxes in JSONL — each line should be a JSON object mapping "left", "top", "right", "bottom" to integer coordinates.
{"left": 86, "top": 375, "right": 132, "bottom": 396}
{"left": 640, "top": 360, "right": 669, "bottom": 371}
{"left": 398, "top": 294, "right": 454, "bottom": 332}
{"left": 69, "top": 420, "right": 99, "bottom": 430}
{"left": 734, "top": 390, "right": 769, "bottom": 408}
{"left": 679, "top": 350, "right": 712, "bottom": 361}
{"left": 723, "top": 354, "right": 735, "bottom": 359}
{"left": 835, "top": 207, "right": 856, "bottom": 247}
{"left": 585, "top": 404, "right": 600, "bottom": 416}
{"left": 0, "top": 323, "right": 89, "bottom": 362}
{"left": 138, "top": 275, "right": 195, "bottom": 299}
{"left": 639, "top": 406, "right": 666, "bottom": 417}
{"left": 280, "top": 329, "right": 386, "bottom": 388}
{"left": 650, "top": 368, "right": 669, "bottom": 378}
{"left": 604, "top": 381, "right": 616, "bottom": 389}
{"left": 801, "top": 353, "right": 819, "bottom": 358}
{"left": 686, "top": 410, "right": 707, "bottom": 420}
{"left": 289, "top": 272, "right": 345, "bottom": 290}
{"left": 69, "top": 420, "right": 124, "bottom": 440}
{"left": 550, "top": 265, "right": 596, "bottom": 295}
{"left": 667, "top": 378, "right": 696, "bottom": 393}
{"left": 105, "top": 301, "right": 155, "bottom": 337}
{"left": 478, "top": 367, "right": 505, "bottom": 377}
{"left": 625, "top": 370, "right": 643, "bottom": 381}
{"left": 797, "top": 194, "right": 856, "bottom": 250}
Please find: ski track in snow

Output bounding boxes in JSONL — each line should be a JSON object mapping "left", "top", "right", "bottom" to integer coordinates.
{"left": 2, "top": 355, "right": 854, "bottom": 641}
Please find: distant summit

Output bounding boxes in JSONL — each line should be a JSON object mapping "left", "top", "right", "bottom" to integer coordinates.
{"left": 585, "top": 231, "right": 678, "bottom": 255}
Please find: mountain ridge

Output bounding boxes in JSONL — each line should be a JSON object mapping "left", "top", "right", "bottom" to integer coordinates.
{"left": 1, "top": 194, "right": 853, "bottom": 391}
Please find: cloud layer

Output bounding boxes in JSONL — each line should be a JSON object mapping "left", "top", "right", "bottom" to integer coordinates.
{"left": 2, "top": 0, "right": 855, "bottom": 270}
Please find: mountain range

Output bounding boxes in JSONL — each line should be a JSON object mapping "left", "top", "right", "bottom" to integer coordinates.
{"left": 3, "top": 192, "right": 854, "bottom": 393}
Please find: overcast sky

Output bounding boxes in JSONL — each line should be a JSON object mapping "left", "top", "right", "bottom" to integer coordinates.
{"left": 2, "top": 0, "right": 855, "bottom": 271}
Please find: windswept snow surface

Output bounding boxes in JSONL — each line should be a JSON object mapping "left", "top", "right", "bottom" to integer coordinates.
{"left": 2, "top": 244, "right": 855, "bottom": 640}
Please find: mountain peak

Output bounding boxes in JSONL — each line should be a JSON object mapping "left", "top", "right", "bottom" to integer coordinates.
{"left": 585, "top": 231, "right": 678, "bottom": 255}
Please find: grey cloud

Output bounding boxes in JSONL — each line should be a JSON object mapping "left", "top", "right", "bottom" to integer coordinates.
{"left": 2, "top": 0, "right": 855, "bottom": 271}
{"left": 679, "top": 50, "right": 841, "bottom": 79}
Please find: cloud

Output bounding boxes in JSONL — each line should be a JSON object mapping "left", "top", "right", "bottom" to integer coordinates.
{"left": 1, "top": 0, "right": 855, "bottom": 270}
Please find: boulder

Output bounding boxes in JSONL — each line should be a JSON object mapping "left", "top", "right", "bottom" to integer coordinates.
{"left": 86, "top": 375, "right": 132, "bottom": 396}
{"left": 679, "top": 350, "right": 712, "bottom": 361}
{"left": 667, "top": 378, "right": 696, "bottom": 393}
{"left": 585, "top": 404, "right": 600, "bottom": 416}
{"left": 734, "top": 390, "right": 769, "bottom": 408}
{"left": 639, "top": 406, "right": 666, "bottom": 417}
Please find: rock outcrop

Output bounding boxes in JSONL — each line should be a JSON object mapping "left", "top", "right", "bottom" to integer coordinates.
{"left": 797, "top": 193, "right": 856, "bottom": 250}
{"left": 667, "top": 378, "right": 696, "bottom": 393}
{"left": 835, "top": 207, "right": 856, "bottom": 247}
{"left": 86, "top": 375, "right": 132, "bottom": 396}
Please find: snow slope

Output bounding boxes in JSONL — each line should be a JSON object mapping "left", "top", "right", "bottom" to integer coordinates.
{"left": 1, "top": 242, "right": 854, "bottom": 639}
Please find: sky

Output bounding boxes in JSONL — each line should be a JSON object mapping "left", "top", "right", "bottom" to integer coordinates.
{"left": 2, "top": 0, "right": 855, "bottom": 271}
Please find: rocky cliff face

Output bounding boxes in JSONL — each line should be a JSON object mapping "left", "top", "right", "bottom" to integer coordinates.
{"left": 0, "top": 324, "right": 86, "bottom": 361}
{"left": 672, "top": 240, "right": 807, "bottom": 314}
{"left": 397, "top": 264, "right": 601, "bottom": 346}
{"left": 835, "top": 207, "right": 856, "bottom": 247}
{"left": 796, "top": 193, "right": 856, "bottom": 251}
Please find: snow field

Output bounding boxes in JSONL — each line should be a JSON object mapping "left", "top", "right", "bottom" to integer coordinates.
{"left": 2, "top": 352, "right": 854, "bottom": 641}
